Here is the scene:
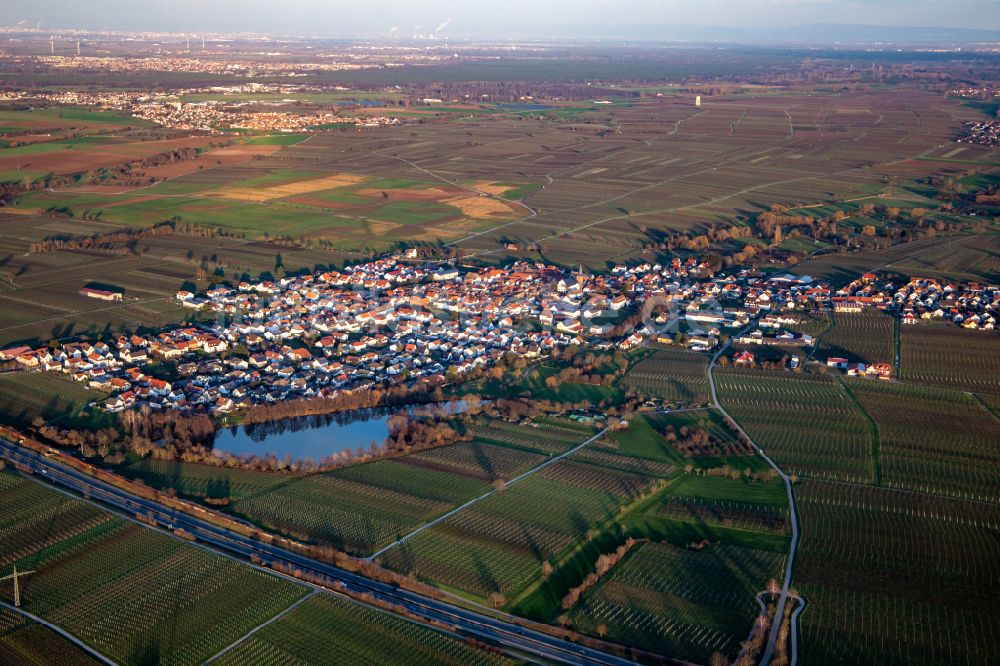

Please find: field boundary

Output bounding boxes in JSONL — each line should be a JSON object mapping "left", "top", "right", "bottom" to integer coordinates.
{"left": 707, "top": 330, "right": 801, "bottom": 666}
{"left": 367, "top": 426, "right": 610, "bottom": 560}
{"left": 0, "top": 600, "right": 118, "bottom": 666}
{"left": 836, "top": 377, "right": 881, "bottom": 486}
{"left": 204, "top": 590, "right": 318, "bottom": 663}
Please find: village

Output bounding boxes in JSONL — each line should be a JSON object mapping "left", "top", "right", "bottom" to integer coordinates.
{"left": 832, "top": 272, "right": 998, "bottom": 329}
{"left": 0, "top": 255, "right": 996, "bottom": 418}
{"left": 0, "top": 88, "right": 402, "bottom": 133}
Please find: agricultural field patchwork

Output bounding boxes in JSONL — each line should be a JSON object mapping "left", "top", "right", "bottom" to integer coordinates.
{"left": 0, "top": 469, "right": 308, "bottom": 666}
{"left": 847, "top": 379, "right": 1000, "bottom": 502}
{"left": 212, "top": 593, "right": 516, "bottom": 666}
{"left": 794, "top": 479, "right": 1000, "bottom": 666}
{"left": 621, "top": 349, "right": 710, "bottom": 404}
{"left": 715, "top": 368, "right": 874, "bottom": 482}
{"left": 900, "top": 324, "right": 1000, "bottom": 395}
{"left": 14, "top": 170, "right": 528, "bottom": 248}
{"left": 569, "top": 541, "right": 785, "bottom": 664}
{"left": 228, "top": 420, "right": 588, "bottom": 555}
{"left": 379, "top": 458, "right": 656, "bottom": 599}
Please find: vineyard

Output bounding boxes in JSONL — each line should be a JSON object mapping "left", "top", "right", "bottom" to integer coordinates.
{"left": 466, "top": 419, "right": 596, "bottom": 456}
{"left": 230, "top": 460, "right": 487, "bottom": 555}
{"left": 227, "top": 422, "right": 593, "bottom": 556}
{"left": 900, "top": 324, "right": 1000, "bottom": 395}
{"left": 396, "top": 440, "right": 548, "bottom": 483}
{"left": 715, "top": 368, "right": 874, "bottom": 482}
{"left": 0, "top": 608, "right": 100, "bottom": 666}
{"left": 122, "top": 458, "right": 296, "bottom": 501}
{"left": 794, "top": 479, "right": 1000, "bottom": 665}
{"left": 819, "top": 311, "right": 896, "bottom": 366}
{"left": 212, "top": 593, "right": 515, "bottom": 666}
{"left": 847, "top": 379, "right": 1000, "bottom": 502}
{"left": 570, "top": 541, "right": 785, "bottom": 664}
{"left": 379, "top": 459, "right": 656, "bottom": 599}
{"left": 0, "top": 470, "right": 309, "bottom": 665}
{"left": 571, "top": 446, "right": 676, "bottom": 478}
{"left": 655, "top": 474, "right": 791, "bottom": 536}
{"left": 0, "top": 372, "right": 107, "bottom": 430}
{"left": 622, "top": 349, "right": 710, "bottom": 404}
{"left": 787, "top": 313, "right": 832, "bottom": 338}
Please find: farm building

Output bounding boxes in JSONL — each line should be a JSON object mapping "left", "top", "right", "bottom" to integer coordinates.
{"left": 79, "top": 287, "right": 123, "bottom": 301}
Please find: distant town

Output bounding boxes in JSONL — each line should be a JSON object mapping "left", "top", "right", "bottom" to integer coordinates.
{"left": 0, "top": 87, "right": 402, "bottom": 133}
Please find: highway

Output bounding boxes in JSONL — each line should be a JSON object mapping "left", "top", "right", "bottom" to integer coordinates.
{"left": 0, "top": 438, "right": 639, "bottom": 666}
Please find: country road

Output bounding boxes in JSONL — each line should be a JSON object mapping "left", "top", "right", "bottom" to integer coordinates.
{"left": 706, "top": 330, "right": 801, "bottom": 666}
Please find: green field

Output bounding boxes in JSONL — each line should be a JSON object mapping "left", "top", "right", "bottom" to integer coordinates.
{"left": 0, "top": 107, "right": 152, "bottom": 130}
{"left": 0, "top": 372, "right": 109, "bottom": 430}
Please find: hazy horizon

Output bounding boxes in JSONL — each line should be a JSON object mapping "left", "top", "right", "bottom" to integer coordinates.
{"left": 8, "top": 0, "right": 1000, "bottom": 38}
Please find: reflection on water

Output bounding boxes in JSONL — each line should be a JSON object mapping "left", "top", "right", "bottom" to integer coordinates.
{"left": 213, "top": 401, "right": 469, "bottom": 460}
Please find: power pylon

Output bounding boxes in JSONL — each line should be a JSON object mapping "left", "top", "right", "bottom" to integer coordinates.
{"left": 0, "top": 565, "right": 36, "bottom": 608}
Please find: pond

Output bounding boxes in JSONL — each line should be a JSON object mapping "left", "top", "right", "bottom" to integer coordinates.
{"left": 212, "top": 401, "right": 470, "bottom": 461}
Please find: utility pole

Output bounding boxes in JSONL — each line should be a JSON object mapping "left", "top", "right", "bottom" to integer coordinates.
{"left": 1, "top": 565, "right": 36, "bottom": 608}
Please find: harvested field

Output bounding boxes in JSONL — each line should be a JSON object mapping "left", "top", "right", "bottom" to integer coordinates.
{"left": 444, "top": 195, "right": 520, "bottom": 218}
{"left": 213, "top": 173, "right": 369, "bottom": 201}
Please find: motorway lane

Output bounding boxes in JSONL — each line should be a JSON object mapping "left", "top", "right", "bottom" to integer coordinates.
{"left": 0, "top": 439, "right": 639, "bottom": 666}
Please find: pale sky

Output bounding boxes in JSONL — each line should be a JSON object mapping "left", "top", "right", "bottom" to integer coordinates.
{"left": 11, "top": 0, "right": 1000, "bottom": 37}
